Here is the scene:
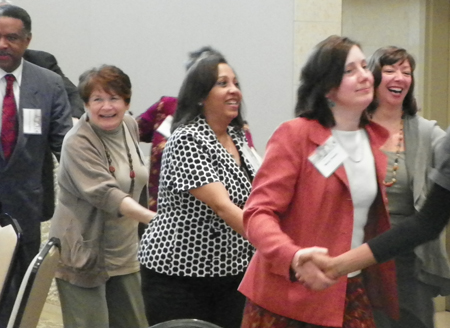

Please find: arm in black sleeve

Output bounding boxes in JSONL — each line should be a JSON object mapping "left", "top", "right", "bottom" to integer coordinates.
{"left": 368, "top": 183, "right": 450, "bottom": 263}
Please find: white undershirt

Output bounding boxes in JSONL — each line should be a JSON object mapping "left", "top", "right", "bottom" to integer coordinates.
{"left": 332, "top": 129, "right": 377, "bottom": 277}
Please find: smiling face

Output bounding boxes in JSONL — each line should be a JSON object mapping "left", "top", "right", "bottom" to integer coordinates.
{"left": 0, "top": 16, "right": 30, "bottom": 72}
{"left": 203, "top": 63, "right": 242, "bottom": 124}
{"left": 328, "top": 45, "right": 374, "bottom": 111}
{"left": 85, "top": 88, "right": 129, "bottom": 131}
{"left": 376, "top": 59, "right": 412, "bottom": 109}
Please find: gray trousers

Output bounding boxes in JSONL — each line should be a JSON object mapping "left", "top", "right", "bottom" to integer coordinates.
{"left": 56, "top": 272, "right": 148, "bottom": 328}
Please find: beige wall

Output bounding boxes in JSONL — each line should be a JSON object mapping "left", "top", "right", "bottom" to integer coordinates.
{"left": 294, "top": 0, "right": 342, "bottom": 103}
{"left": 424, "top": 0, "right": 450, "bottom": 127}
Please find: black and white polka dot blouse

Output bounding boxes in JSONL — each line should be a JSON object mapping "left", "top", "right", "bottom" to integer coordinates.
{"left": 138, "top": 116, "right": 255, "bottom": 277}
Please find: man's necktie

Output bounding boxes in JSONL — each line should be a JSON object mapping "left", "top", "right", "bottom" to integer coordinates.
{"left": 1, "top": 74, "right": 17, "bottom": 159}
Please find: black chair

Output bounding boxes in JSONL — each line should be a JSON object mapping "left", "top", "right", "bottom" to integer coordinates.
{"left": 7, "top": 237, "right": 61, "bottom": 328}
{"left": 149, "top": 319, "right": 223, "bottom": 328}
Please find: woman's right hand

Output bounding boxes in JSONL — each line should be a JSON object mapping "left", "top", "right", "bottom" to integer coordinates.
{"left": 297, "top": 243, "right": 377, "bottom": 282}
{"left": 291, "top": 248, "right": 338, "bottom": 290}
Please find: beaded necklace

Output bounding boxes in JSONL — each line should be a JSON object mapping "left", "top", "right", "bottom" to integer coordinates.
{"left": 383, "top": 119, "right": 404, "bottom": 187}
{"left": 99, "top": 124, "right": 135, "bottom": 195}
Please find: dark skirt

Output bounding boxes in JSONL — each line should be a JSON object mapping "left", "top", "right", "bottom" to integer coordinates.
{"left": 241, "top": 275, "right": 375, "bottom": 328}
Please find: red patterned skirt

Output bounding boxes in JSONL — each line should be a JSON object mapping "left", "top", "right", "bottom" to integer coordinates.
{"left": 241, "top": 275, "right": 375, "bottom": 328}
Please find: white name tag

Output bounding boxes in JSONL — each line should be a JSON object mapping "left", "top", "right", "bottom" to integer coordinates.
{"left": 156, "top": 115, "right": 173, "bottom": 138}
{"left": 23, "top": 108, "right": 42, "bottom": 135}
{"left": 308, "top": 136, "right": 347, "bottom": 177}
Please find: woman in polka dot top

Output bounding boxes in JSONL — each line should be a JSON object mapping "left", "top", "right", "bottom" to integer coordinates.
{"left": 138, "top": 49, "right": 259, "bottom": 328}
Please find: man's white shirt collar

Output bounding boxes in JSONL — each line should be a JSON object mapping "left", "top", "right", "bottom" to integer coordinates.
{"left": 0, "top": 58, "right": 23, "bottom": 86}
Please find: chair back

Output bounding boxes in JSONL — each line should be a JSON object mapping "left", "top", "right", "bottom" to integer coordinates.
{"left": 149, "top": 319, "right": 223, "bottom": 328}
{"left": 7, "top": 237, "right": 61, "bottom": 328}
{"left": 0, "top": 213, "right": 22, "bottom": 309}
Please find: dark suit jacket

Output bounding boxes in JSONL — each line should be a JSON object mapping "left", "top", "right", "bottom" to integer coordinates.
{"left": 23, "top": 49, "right": 84, "bottom": 220}
{"left": 23, "top": 50, "right": 84, "bottom": 118}
{"left": 0, "top": 60, "right": 72, "bottom": 243}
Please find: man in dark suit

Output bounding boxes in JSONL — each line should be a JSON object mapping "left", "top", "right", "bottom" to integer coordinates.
{"left": 23, "top": 49, "right": 84, "bottom": 220}
{"left": 0, "top": 5, "right": 72, "bottom": 324}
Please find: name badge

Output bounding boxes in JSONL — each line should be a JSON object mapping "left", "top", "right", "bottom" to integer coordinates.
{"left": 242, "top": 143, "right": 262, "bottom": 173}
{"left": 23, "top": 108, "right": 42, "bottom": 135}
{"left": 156, "top": 115, "right": 173, "bottom": 138}
{"left": 308, "top": 136, "right": 347, "bottom": 177}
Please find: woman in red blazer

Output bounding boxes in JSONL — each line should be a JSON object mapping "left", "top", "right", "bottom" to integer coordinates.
{"left": 239, "top": 35, "right": 398, "bottom": 328}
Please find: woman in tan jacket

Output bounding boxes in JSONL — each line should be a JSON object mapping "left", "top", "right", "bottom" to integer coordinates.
{"left": 50, "top": 65, "right": 155, "bottom": 328}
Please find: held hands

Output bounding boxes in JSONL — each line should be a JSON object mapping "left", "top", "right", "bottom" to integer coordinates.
{"left": 290, "top": 247, "right": 338, "bottom": 290}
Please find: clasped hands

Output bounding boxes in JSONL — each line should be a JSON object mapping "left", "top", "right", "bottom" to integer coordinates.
{"left": 290, "top": 247, "right": 339, "bottom": 290}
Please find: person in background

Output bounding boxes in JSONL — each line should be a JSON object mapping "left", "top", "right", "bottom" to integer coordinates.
{"left": 138, "top": 48, "right": 258, "bottom": 328}
{"left": 366, "top": 46, "right": 450, "bottom": 328}
{"left": 137, "top": 96, "right": 177, "bottom": 218}
{"left": 0, "top": 0, "right": 84, "bottom": 222}
{"left": 49, "top": 65, "right": 154, "bottom": 328}
{"left": 239, "top": 35, "right": 397, "bottom": 328}
{"left": 0, "top": 5, "right": 72, "bottom": 324}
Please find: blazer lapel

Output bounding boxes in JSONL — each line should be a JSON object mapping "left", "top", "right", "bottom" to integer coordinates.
{"left": 194, "top": 117, "right": 252, "bottom": 193}
{"left": 365, "top": 121, "right": 390, "bottom": 191}
{"left": 403, "top": 115, "right": 418, "bottom": 187}
{"left": 215, "top": 130, "right": 252, "bottom": 191}
{"left": 0, "top": 62, "right": 39, "bottom": 169}
{"left": 238, "top": 143, "right": 257, "bottom": 180}
{"left": 229, "top": 127, "right": 254, "bottom": 191}
{"left": 404, "top": 115, "right": 430, "bottom": 207}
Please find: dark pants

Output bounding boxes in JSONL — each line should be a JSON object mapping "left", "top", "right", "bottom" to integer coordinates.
{"left": 141, "top": 266, "right": 246, "bottom": 328}
{"left": 0, "top": 239, "right": 40, "bottom": 327}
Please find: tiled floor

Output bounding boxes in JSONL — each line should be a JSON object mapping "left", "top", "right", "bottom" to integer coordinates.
{"left": 436, "top": 312, "right": 450, "bottom": 328}
{"left": 39, "top": 300, "right": 62, "bottom": 328}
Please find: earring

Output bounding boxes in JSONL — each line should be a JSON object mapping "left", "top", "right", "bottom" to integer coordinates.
{"left": 327, "top": 98, "right": 335, "bottom": 108}
{"left": 198, "top": 102, "right": 203, "bottom": 107}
